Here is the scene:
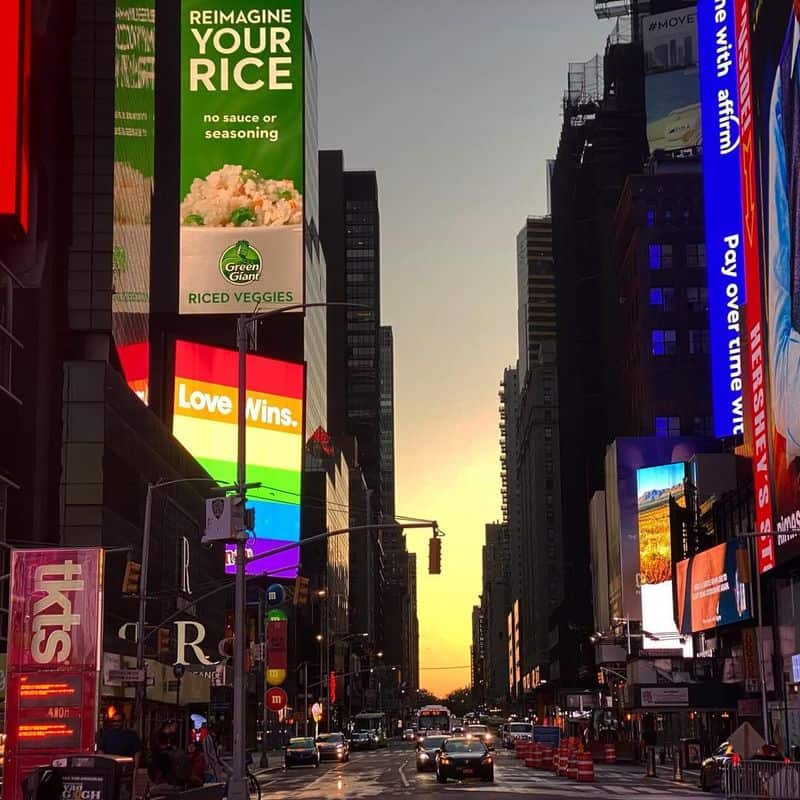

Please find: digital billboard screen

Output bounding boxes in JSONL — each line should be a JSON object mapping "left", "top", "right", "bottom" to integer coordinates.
{"left": 178, "top": 1, "right": 305, "bottom": 315}
{"left": 113, "top": 1, "right": 154, "bottom": 401}
{"left": 172, "top": 340, "right": 303, "bottom": 576}
{"left": 675, "top": 540, "right": 751, "bottom": 633}
{"left": 642, "top": 6, "right": 701, "bottom": 154}
{"left": 735, "top": 0, "right": 800, "bottom": 571}
{"left": 698, "top": 0, "right": 746, "bottom": 437}
{"left": 605, "top": 437, "right": 718, "bottom": 621}
{"left": 636, "top": 463, "right": 693, "bottom": 656}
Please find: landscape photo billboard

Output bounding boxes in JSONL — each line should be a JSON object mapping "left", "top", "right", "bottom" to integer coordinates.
{"left": 178, "top": 1, "right": 305, "bottom": 314}
{"left": 675, "top": 540, "right": 752, "bottom": 633}
{"left": 113, "top": 0, "right": 154, "bottom": 399}
{"left": 642, "top": 6, "right": 701, "bottom": 153}
{"left": 172, "top": 340, "right": 303, "bottom": 576}
{"left": 735, "top": 0, "right": 800, "bottom": 571}
{"left": 605, "top": 437, "right": 718, "bottom": 621}
{"left": 698, "top": 0, "right": 746, "bottom": 437}
{"left": 636, "top": 463, "right": 693, "bottom": 656}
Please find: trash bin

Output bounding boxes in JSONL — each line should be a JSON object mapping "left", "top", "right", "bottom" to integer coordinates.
{"left": 21, "top": 767, "right": 63, "bottom": 800}
{"left": 51, "top": 754, "right": 134, "bottom": 800}
{"left": 680, "top": 738, "right": 702, "bottom": 769}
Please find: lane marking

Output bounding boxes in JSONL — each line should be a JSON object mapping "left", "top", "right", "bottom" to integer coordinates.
{"left": 398, "top": 759, "right": 410, "bottom": 787}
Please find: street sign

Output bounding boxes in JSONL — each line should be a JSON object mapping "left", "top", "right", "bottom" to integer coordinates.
{"left": 250, "top": 642, "right": 266, "bottom": 663}
{"left": 108, "top": 669, "right": 146, "bottom": 684}
{"left": 265, "top": 687, "right": 288, "bottom": 712}
{"left": 266, "top": 584, "right": 285, "bottom": 607}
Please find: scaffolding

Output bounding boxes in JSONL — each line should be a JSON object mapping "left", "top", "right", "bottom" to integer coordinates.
{"left": 563, "top": 54, "right": 603, "bottom": 121}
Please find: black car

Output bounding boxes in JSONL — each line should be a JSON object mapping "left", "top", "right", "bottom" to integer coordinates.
{"left": 416, "top": 735, "right": 447, "bottom": 772}
{"left": 284, "top": 737, "right": 320, "bottom": 769}
{"left": 316, "top": 732, "right": 350, "bottom": 762}
{"left": 349, "top": 731, "right": 377, "bottom": 751}
{"left": 435, "top": 737, "right": 494, "bottom": 783}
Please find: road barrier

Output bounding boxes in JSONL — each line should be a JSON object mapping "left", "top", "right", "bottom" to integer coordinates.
{"left": 550, "top": 745, "right": 560, "bottom": 773}
{"left": 566, "top": 750, "right": 578, "bottom": 780}
{"left": 525, "top": 744, "right": 539, "bottom": 768}
{"left": 603, "top": 743, "right": 616, "bottom": 764}
{"left": 515, "top": 741, "right": 528, "bottom": 760}
{"left": 723, "top": 760, "right": 800, "bottom": 799}
{"left": 557, "top": 747, "right": 569, "bottom": 777}
{"left": 540, "top": 744, "right": 552, "bottom": 770}
{"left": 576, "top": 751, "right": 594, "bottom": 783}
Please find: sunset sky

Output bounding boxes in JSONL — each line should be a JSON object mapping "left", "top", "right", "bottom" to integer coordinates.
{"left": 311, "top": 0, "right": 613, "bottom": 697}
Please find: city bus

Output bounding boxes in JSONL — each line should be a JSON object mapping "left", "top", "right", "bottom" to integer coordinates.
{"left": 415, "top": 705, "right": 453, "bottom": 738}
{"left": 352, "top": 712, "right": 389, "bottom": 747}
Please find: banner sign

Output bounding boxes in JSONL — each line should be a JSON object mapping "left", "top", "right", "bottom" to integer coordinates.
{"left": 172, "top": 340, "right": 304, "bottom": 577}
{"left": 642, "top": 7, "right": 701, "bottom": 153}
{"left": 698, "top": 0, "right": 746, "bottom": 437}
{"left": 179, "top": 0, "right": 305, "bottom": 314}
{"left": 734, "top": 0, "right": 800, "bottom": 572}
{"left": 640, "top": 686, "right": 690, "bottom": 707}
{"left": 675, "top": 540, "right": 752, "bottom": 633}
{"left": 4, "top": 549, "right": 104, "bottom": 800}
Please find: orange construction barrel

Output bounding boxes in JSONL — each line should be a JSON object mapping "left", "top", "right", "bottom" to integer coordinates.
{"left": 525, "top": 743, "right": 539, "bottom": 768}
{"left": 558, "top": 747, "right": 569, "bottom": 776}
{"left": 576, "top": 751, "right": 594, "bottom": 782}
{"left": 515, "top": 741, "right": 528, "bottom": 759}
{"left": 567, "top": 750, "right": 578, "bottom": 780}
{"left": 603, "top": 743, "right": 616, "bottom": 764}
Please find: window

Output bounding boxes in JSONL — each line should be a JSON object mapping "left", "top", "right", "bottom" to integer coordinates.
{"left": 646, "top": 208, "right": 656, "bottom": 227}
{"left": 688, "top": 329, "right": 710, "bottom": 355}
{"left": 649, "top": 287, "right": 675, "bottom": 311}
{"left": 686, "top": 243, "right": 706, "bottom": 268}
{"left": 692, "top": 416, "right": 715, "bottom": 436}
{"left": 687, "top": 286, "right": 708, "bottom": 313}
{"left": 649, "top": 243, "right": 673, "bottom": 270}
{"left": 544, "top": 426, "right": 553, "bottom": 440}
{"left": 652, "top": 329, "right": 677, "bottom": 356}
{"left": 655, "top": 416, "right": 681, "bottom": 437}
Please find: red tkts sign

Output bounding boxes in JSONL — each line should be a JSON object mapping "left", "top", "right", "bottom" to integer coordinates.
{"left": 4, "top": 549, "right": 104, "bottom": 800}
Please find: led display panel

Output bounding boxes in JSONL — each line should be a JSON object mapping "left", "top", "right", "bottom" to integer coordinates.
{"left": 172, "top": 340, "right": 303, "bottom": 576}
{"left": 636, "top": 463, "right": 693, "bottom": 656}
{"left": 735, "top": 0, "right": 800, "bottom": 571}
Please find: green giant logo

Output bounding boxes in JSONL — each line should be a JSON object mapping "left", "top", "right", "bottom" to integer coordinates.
{"left": 219, "top": 240, "right": 263, "bottom": 285}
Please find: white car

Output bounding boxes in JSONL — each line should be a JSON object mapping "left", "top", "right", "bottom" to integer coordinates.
{"left": 503, "top": 722, "right": 533, "bottom": 748}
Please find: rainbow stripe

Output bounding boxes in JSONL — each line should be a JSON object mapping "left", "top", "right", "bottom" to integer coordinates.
{"left": 172, "top": 341, "right": 304, "bottom": 575}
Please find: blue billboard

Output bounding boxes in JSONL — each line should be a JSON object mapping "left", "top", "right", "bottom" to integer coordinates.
{"left": 698, "top": 0, "right": 746, "bottom": 437}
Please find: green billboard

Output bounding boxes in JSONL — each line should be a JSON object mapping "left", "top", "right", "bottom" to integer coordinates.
{"left": 179, "top": 1, "right": 305, "bottom": 314}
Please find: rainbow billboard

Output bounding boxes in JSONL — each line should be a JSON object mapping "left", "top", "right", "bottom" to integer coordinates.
{"left": 172, "top": 340, "right": 303, "bottom": 576}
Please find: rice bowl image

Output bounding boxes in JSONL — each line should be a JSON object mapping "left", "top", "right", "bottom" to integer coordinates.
{"left": 180, "top": 164, "right": 302, "bottom": 228}
{"left": 179, "top": 165, "right": 304, "bottom": 314}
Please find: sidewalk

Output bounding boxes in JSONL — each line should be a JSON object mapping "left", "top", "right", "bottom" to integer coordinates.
{"left": 594, "top": 761, "right": 702, "bottom": 789}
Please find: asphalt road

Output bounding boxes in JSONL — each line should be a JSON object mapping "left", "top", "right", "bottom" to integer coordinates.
{"left": 254, "top": 743, "right": 710, "bottom": 799}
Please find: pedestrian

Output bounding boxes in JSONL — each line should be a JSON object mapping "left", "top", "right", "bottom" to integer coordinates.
{"left": 186, "top": 742, "right": 207, "bottom": 788}
{"left": 202, "top": 726, "right": 229, "bottom": 784}
{"left": 98, "top": 712, "right": 143, "bottom": 768}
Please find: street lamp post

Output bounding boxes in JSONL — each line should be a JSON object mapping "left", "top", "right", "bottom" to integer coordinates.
{"left": 229, "top": 302, "right": 368, "bottom": 800}
{"left": 135, "top": 476, "right": 223, "bottom": 739}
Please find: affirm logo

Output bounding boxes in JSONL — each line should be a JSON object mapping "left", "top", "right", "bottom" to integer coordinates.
{"left": 219, "top": 240, "right": 262, "bottom": 285}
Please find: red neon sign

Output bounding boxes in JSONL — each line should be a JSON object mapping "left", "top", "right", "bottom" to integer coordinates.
{"left": 0, "top": 0, "right": 30, "bottom": 232}
{"left": 734, "top": 0, "right": 775, "bottom": 573}
{"left": 4, "top": 549, "right": 104, "bottom": 800}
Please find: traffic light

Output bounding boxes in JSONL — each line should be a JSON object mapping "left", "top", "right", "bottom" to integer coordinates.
{"left": 157, "top": 627, "right": 171, "bottom": 656}
{"left": 428, "top": 535, "right": 441, "bottom": 574}
{"left": 293, "top": 576, "right": 310, "bottom": 606}
{"left": 122, "top": 561, "right": 142, "bottom": 595}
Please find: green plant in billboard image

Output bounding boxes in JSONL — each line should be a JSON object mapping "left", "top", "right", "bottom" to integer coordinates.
{"left": 219, "top": 240, "right": 262, "bottom": 285}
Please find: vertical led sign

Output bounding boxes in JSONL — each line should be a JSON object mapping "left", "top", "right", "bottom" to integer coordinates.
{"left": 172, "top": 340, "right": 304, "bottom": 576}
{"left": 179, "top": 1, "right": 305, "bottom": 314}
{"left": 698, "top": 0, "right": 746, "bottom": 437}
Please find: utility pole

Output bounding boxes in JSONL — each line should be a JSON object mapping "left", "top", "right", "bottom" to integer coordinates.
{"left": 229, "top": 314, "right": 249, "bottom": 800}
{"left": 135, "top": 483, "right": 153, "bottom": 739}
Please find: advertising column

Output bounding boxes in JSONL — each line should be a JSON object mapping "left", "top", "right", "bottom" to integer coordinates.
{"left": 179, "top": 1, "right": 305, "bottom": 315}
{"left": 3, "top": 549, "right": 104, "bottom": 800}
{"left": 735, "top": 0, "right": 800, "bottom": 571}
{"left": 698, "top": 0, "right": 746, "bottom": 437}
